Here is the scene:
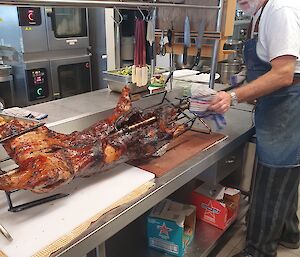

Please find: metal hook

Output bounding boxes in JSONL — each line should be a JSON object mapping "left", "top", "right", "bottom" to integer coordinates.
{"left": 111, "top": 6, "right": 123, "bottom": 25}
{"left": 146, "top": 9, "right": 153, "bottom": 22}
{"left": 137, "top": 7, "right": 146, "bottom": 20}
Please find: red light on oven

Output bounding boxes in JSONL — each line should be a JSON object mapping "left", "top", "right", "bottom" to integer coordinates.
{"left": 85, "top": 62, "right": 90, "bottom": 69}
{"left": 28, "top": 10, "right": 35, "bottom": 22}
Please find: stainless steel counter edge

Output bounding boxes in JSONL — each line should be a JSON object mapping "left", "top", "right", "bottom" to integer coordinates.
{"left": 49, "top": 112, "right": 254, "bottom": 256}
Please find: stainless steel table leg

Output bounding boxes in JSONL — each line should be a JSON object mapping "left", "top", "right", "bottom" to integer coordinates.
{"left": 97, "top": 243, "right": 106, "bottom": 257}
{"left": 86, "top": 243, "right": 106, "bottom": 257}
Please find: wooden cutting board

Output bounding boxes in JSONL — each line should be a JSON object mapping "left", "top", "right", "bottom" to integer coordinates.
{"left": 132, "top": 131, "right": 227, "bottom": 177}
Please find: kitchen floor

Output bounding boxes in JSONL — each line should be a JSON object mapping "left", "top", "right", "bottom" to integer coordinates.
{"left": 211, "top": 191, "right": 300, "bottom": 257}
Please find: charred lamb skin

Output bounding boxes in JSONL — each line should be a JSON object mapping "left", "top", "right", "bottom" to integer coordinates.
{"left": 0, "top": 87, "right": 185, "bottom": 193}
{"left": 0, "top": 119, "right": 37, "bottom": 140}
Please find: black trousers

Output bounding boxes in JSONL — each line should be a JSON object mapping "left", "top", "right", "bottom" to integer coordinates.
{"left": 246, "top": 164, "right": 300, "bottom": 257}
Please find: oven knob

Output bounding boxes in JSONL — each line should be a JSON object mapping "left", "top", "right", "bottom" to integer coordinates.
{"left": 36, "top": 87, "right": 43, "bottom": 96}
{"left": 28, "top": 10, "right": 34, "bottom": 22}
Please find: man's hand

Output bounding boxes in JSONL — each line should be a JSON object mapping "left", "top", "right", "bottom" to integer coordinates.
{"left": 208, "top": 91, "right": 231, "bottom": 114}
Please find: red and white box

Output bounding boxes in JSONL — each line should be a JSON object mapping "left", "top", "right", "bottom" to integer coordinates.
{"left": 190, "top": 183, "right": 240, "bottom": 230}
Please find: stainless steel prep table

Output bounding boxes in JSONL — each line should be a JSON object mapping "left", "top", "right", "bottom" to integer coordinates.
{"left": 22, "top": 87, "right": 255, "bottom": 257}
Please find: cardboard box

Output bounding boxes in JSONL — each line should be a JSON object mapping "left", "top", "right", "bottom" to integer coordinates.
{"left": 147, "top": 199, "right": 196, "bottom": 257}
{"left": 190, "top": 183, "right": 240, "bottom": 230}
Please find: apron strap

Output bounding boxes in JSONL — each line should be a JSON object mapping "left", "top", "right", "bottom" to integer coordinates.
{"left": 247, "top": 0, "right": 269, "bottom": 39}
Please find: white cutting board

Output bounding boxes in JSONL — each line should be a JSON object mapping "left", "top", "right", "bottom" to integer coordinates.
{"left": 0, "top": 164, "right": 155, "bottom": 257}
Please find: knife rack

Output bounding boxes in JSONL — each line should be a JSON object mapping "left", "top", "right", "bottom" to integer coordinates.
{"left": 155, "top": 0, "right": 237, "bottom": 88}
{"left": 154, "top": 31, "right": 235, "bottom": 61}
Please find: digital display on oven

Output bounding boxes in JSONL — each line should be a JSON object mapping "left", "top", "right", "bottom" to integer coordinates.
{"left": 17, "top": 7, "right": 42, "bottom": 26}
{"left": 26, "top": 68, "right": 49, "bottom": 101}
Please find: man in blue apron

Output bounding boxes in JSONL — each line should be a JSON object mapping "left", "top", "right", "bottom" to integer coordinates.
{"left": 209, "top": 0, "right": 300, "bottom": 256}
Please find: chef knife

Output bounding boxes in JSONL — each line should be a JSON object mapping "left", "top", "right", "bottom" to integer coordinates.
{"left": 146, "top": 18, "right": 155, "bottom": 77}
{"left": 193, "top": 19, "right": 206, "bottom": 68}
{"left": 183, "top": 16, "right": 191, "bottom": 66}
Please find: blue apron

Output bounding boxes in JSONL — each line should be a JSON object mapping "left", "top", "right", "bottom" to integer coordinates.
{"left": 244, "top": 38, "right": 300, "bottom": 168}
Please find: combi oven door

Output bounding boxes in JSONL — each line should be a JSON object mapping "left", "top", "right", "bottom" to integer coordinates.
{"left": 45, "top": 7, "right": 89, "bottom": 50}
{"left": 50, "top": 55, "right": 92, "bottom": 99}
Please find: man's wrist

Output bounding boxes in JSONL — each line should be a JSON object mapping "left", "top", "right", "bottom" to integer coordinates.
{"left": 229, "top": 91, "right": 238, "bottom": 106}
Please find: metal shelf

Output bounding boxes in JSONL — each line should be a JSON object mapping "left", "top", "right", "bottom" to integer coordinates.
{"left": 0, "top": 0, "right": 221, "bottom": 9}
{"left": 105, "top": 197, "right": 249, "bottom": 257}
{"left": 143, "top": 197, "right": 249, "bottom": 257}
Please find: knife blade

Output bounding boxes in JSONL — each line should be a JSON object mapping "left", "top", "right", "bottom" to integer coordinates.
{"left": 146, "top": 19, "right": 155, "bottom": 49}
{"left": 194, "top": 19, "right": 206, "bottom": 68}
{"left": 146, "top": 18, "right": 155, "bottom": 77}
{"left": 183, "top": 16, "right": 191, "bottom": 65}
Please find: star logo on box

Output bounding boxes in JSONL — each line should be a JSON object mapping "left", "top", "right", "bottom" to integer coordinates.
{"left": 201, "top": 200, "right": 220, "bottom": 220}
{"left": 157, "top": 222, "right": 172, "bottom": 240}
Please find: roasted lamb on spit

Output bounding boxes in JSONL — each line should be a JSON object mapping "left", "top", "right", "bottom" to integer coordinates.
{"left": 0, "top": 87, "right": 186, "bottom": 193}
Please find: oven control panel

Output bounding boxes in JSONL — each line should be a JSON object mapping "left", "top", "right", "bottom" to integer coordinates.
{"left": 26, "top": 69, "right": 49, "bottom": 101}
{"left": 17, "top": 7, "right": 42, "bottom": 26}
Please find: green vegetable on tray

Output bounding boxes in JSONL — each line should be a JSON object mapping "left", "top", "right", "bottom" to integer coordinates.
{"left": 115, "top": 66, "right": 133, "bottom": 76}
{"left": 112, "top": 66, "right": 162, "bottom": 77}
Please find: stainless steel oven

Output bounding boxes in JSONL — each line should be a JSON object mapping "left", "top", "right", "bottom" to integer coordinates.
{"left": 0, "top": 65, "right": 15, "bottom": 108}
{"left": 0, "top": 6, "right": 89, "bottom": 53}
{"left": 10, "top": 54, "right": 91, "bottom": 106}
{"left": 51, "top": 55, "right": 91, "bottom": 99}
{"left": 0, "top": 6, "right": 92, "bottom": 107}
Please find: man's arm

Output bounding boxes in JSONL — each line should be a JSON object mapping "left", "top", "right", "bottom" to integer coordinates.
{"left": 209, "top": 55, "right": 297, "bottom": 114}
{"left": 235, "top": 55, "right": 297, "bottom": 102}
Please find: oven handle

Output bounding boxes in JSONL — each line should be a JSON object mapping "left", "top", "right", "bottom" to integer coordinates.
{"left": 46, "top": 8, "right": 55, "bottom": 32}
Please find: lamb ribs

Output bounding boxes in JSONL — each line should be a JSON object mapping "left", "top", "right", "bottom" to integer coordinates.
{"left": 0, "top": 87, "right": 186, "bottom": 193}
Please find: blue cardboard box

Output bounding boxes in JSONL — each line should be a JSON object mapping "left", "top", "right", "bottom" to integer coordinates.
{"left": 147, "top": 199, "right": 196, "bottom": 257}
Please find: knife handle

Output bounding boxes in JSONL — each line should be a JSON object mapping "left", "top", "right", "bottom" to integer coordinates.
{"left": 167, "top": 29, "right": 172, "bottom": 47}
{"left": 149, "top": 44, "right": 154, "bottom": 61}
{"left": 183, "top": 46, "right": 188, "bottom": 65}
{"left": 194, "top": 49, "right": 201, "bottom": 67}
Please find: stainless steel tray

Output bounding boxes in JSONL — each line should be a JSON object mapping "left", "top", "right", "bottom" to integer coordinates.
{"left": 103, "top": 70, "right": 133, "bottom": 84}
{"left": 0, "top": 113, "right": 45, "bottom": 143}
{"left": 103, "top": 67, "right": 168, "bottom": 94}
{"left": 103, "top": 70, "right": 146, "bottom": 94}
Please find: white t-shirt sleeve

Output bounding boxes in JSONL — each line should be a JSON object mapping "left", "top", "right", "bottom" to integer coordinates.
{"left": 263, "top": 7, "right": 300, "bottom": 61}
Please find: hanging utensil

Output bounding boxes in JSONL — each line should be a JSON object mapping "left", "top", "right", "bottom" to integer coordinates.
{"left": 183, "top": 16, "right": 191, "bottom": 66}
{"left": 150, "top": 8, "right": 157, "bottom": 78}
{"left": 157, "top": 30, "right": 166, "bottom": 56}
{"left": 147, "top": 17, "right": 155, "bottom": 77}
{"left": 136, "top": 19, "right": 142, "bottom": 87}
{"left": 141, "top": 19, "right": 148, "bottom": 86}
{"left": 132, "top": 19, "right": 138, "bottom": 83}
{"left": 193, "top": 19, "right": 206, "bottom": 69}
{"left": 167, "top": 28, "right": 173, "bottom": 90}
{"left": 111, "top": 7, "right": 123, "bottom": 69}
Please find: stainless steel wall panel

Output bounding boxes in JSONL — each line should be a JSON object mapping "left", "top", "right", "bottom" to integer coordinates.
{"left": 0, "top": 6, "right": 23, "bottom": 53}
